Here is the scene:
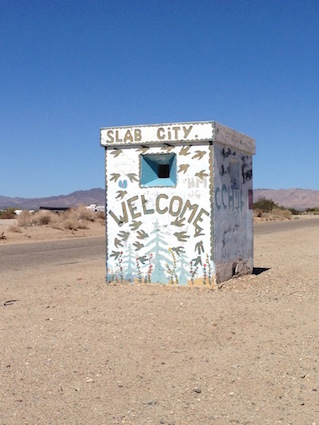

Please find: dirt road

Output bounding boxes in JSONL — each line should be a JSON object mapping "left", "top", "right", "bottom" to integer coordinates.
{"left": 1, "top": 220, "right": 318, "bottom": 424}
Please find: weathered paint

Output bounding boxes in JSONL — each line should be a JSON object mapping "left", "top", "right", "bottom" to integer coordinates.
{"left": 213, "top": 143, "right": 254, "bottom": 282}
{"left": 101, "top": 121, "right": 255, "bottom": 285}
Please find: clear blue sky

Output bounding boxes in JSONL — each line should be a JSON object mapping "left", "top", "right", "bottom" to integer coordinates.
{"left": 1, "top": 0, "right": 319, "bottom": 198}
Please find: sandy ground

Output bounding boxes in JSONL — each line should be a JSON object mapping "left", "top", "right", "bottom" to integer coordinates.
{"left": 0, "top": 218, "right": 319, "bottom": 424}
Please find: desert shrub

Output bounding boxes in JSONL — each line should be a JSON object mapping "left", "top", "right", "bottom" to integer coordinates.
{"left": 253, "top": 208, "right": 263, "bottom": 218}
{"left": 76, "top": 206, "right": 95, "bottom": 222}
{"left": 63, "top": 219, "right": 78, "bottom": 230}
{"left": 253, "top": 198, "right": 278, "bottom": 213}
{"left": 17, "top": 210, "right": 33, "bottom": 227}
{"left": 8, "top": 225, "right": 22, "bottom": 233}
{"left": 62, "top": 208, "right": 77, "bottom": 221}
{"left": 77, "top": 221, "right": 88, "bottom": 229}
{"left": 305, "top": 207, "right": 319, "bottom": 215}
{"left": 0, "top": 208, "right": 16, "bottom": 219}
{"left": 40, "top": 214, "right": 51, "bottom": 225}
{"left": 96, "top": 211, "right": 105, "bottom": 220}
{"left": 288, "top": 208, "right": 301, "bottom": 215}
{"left": 50, "top": 222, "right": 63, "bottom": 230}
{"left": 34, "top": 212, "right": 53, "bottom": 225}
{"left": 272, "top": 207, "right": 292, "bottom": 220}
{"left": 10, "top": 205, "right": 100, "bottom": 232}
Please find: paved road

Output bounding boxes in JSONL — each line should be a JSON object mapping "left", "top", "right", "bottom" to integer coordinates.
{"left": 0, "top": 236, "right": 105, "bottom": 273}
{"left": 1, "top": 217, "right": 318, "bottom": 275}
{"left": 254, "top": 216, "right": 319, "bottom": 235}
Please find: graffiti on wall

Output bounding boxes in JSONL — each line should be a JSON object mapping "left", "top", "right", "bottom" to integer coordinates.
{"left": 215, "top": 185, "right": 243, "bottom": 211}
{"left": 213, "top": 144, "right": 254, "bottom": 264}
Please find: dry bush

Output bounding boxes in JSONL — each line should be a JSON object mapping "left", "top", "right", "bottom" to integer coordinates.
{"left": 9, "top": 225, "right": 22, "bottom": 233}
{"left": 13, "top": 207, "right": 97, "bottom": 232}
{"left": 60, "top": 208, "right": 90, "bottom": 230}
{"left": 50, "top": 223, "right": 64, "bottom": 230}
{"left": 63, "top": 218, "right": 81, "bottom": 231}
{"left": 38, "top": 213, "right": 52, "bottom": 225}
{"left": 272, "top": 207, "right": 292, "bottom": 220}
{"left": 17, "top": 210, "right": 33, "bottom": 227}
{"left": 96, "top": 211, "right": 105, "bottom": 220}
{"left": 62, "top": 208, "right": 77, "bottom": 221}
{"left": 63, "top": 219, "right": 77, "bottom": 230}
{"left": 0, "top": 208, "right": 15, "bottom": 219}
{"left": 61, "top": 210, "right": 80, "bottom": 230}
{"left": 49, "top": 212, "right": 66, "bottom": 229}
{"left": 76, "top": 206, "right": 95, "bottom": 222}
{"left": 254, "top": 208, "right": 263, "bottom": 218}
{"left": 78, "top": 220, "right": 88, "bottom": 229}
{"left": 32, "top": 211, "right": 54, "bottom": 226}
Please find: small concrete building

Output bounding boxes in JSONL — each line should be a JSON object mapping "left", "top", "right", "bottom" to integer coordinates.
{"left": 100, "top": 121, "right": 255, "bottom": 285}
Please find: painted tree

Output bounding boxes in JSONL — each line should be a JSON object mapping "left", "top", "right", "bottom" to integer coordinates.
{"left": 176, "top": 249, "right": 190, "bottom": 285}
{"left": 122, "top": 244, "right": 135, "bottom": 281}
{"left": 144, "top": 220, "right": 172, "bottom": 283}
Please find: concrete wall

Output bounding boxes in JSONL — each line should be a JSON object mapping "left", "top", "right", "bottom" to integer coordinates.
{"left": 101, "top": 120, "right": 255, "bottom": 285}
{"left": 105, "top": 143, "right": 216, "bottom": 286}
{"left": 213, "top": 143, "right": 254, "bottom": 282}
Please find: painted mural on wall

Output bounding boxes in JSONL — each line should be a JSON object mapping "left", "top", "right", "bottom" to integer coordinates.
{"left": 105, "top": 143, "right": 216, "bottom": 286}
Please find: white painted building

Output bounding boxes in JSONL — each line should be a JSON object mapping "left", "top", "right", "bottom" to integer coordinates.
{"left": 100, "top": 121, "right": 255, "bottom": 285}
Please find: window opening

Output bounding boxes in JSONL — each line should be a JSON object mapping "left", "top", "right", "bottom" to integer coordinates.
{"left": 141, "top": 153, "right": 177, "bottom": 187}
{"left": 158, "top": 164, "right": 170, "bottom": 178}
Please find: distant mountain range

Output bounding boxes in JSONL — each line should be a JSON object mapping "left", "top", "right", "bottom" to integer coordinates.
{"left": 0, "top": 187, "right": 319, "bottom": 210}
{"left": 0, "top": 188, "right": 105, "bottom": 210}
{"left": 254, "top": 188, "right": 319, "bottom": 210}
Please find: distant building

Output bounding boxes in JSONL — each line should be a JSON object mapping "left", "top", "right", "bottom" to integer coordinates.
{"left": 39, "top": 206, "right": 69, "bottom": 212}
{"left": 86, "top": 204, "right": 105, "bottom": 212}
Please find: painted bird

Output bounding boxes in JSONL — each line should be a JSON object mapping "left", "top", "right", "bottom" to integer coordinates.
{"left": 114, "top": 238, "right": 123, "bottom": 249}
{"left": 136, "top": 229, "right": 149, "bottom": 239}
{"left": 195, "top": 240, "right": 204, "bottom": 254}
{"left": 118, "top": 231, "right": 129, "bottom": 241}
{"left": 110, "top": 173, "right": 121, "bottom": 182}
{"left": 127, "top": 173, "right": 138, "bottom": 182}
{"left": 133, "top": 241, "right": 144, "bottom": 251}
{"left": 116, "top": 190, "right": 127, "bottom": 200}
{"left": 130, "top": 220, "right": 142, "bottom": 230}
{"left": 137, "top": 145, "right": 150, "bottom": 153}
{"left": 172, "top": 246, "right": 185, "bottom": 256}
{"left": 110, "top": 149, "right": 123, "bottom": 157}
{"left": 178, "top": 164, "right": 190, "bottom": 174}
{"left": 161, "top": 144, "right": 174, "bottom": 152}
{"left": 180, "top": 146, "right": 191, "bottom": 156}
{"left": 192, "top": 150, "right": 206, "bottom": 160}
{"left": 171, "top": 217, "right": 185, "bottom": 227}
{"left": 195, "top": 170, "right": 209, "bottom": 180}
{"left": 110, "top": 251, "right": 121, "bottom": 259}
{"left": 174, "top": 231, "right": 189, "bottom": 242}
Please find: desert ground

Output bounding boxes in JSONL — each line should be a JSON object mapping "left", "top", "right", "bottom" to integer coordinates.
{"left": 0, "top": 217, "right": 318, "bottom": 424}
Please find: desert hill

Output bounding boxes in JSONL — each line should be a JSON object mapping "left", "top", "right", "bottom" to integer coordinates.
{"left": 254, "top": 188, "right": 319, "bottom": 210}
{"left": 0, "top": 188, "right": 104, "bottom": 210}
